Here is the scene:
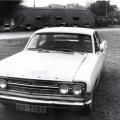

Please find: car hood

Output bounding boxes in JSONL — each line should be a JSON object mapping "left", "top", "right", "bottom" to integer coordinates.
{"left": 0, "top": 51, "right": 87, "bottom": 82}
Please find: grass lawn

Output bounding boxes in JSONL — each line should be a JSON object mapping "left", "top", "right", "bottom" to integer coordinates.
{"left": 0, "top": 38, "right": 29, "bottom": 61}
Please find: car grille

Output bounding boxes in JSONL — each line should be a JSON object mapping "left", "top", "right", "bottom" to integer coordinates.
{"left": 5, "top": 77, "right": 60, "bottom": 96}
{"left": 4, "top": 77, "right": 86, "bottom": 96}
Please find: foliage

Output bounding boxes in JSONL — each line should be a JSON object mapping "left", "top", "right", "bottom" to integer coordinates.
{"left": 0, "top": 0, "right": 22, "bottom": 18}
{"left": 88, "top": 1, "right": 117, "bottom": 16}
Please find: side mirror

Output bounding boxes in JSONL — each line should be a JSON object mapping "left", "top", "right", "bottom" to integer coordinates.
{"left": 100, "top": 40, "right": 107, "bottom": 52}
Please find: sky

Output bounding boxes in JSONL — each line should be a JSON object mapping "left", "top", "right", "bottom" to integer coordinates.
{"left": 22, "top": 0, "right": 120, "bottom": 8}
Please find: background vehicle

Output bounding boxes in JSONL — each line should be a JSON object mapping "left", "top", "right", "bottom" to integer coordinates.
{"left": 3, "top": 24, "right": 11, "bottom": 31}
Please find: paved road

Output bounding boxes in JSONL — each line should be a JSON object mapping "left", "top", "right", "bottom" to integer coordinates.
{"left": 0, "top": 103, "right": 99, "bottom": 120}
{"left": 0, "top": 31, "right": 33, "bottom": 40}
{"left": 0, "top": 28, "right": 120, "bottom": 40}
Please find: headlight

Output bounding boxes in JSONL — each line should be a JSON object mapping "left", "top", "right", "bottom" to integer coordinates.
{"left": 59, "top": 84, "right": 69, "bottom": 95}
{"left": 0, "top": 79, "right": 7, "bottom": 89}
{"left": 72, "top": 85, "right": 82, "bottom": 96}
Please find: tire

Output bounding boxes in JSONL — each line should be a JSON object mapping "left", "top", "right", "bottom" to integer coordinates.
{"left": 81, "top": 104, "right": 92, "bottom": 116}
{"left": 95, "top": 73, "right": 102, "bottom": 89}
{"left": 81, "top": 93, "right": 93, "bottom": 116}
{"left": 0, "top": 103, "right": 6, "bottom": 113}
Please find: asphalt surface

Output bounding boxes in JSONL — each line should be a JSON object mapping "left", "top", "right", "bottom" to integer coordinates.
{"left": 0, "top": 27, "right": 118, "bottom": 40}
{"left": 0, "top": 28, "right": 120, "bottom": 120}
{"left": 0, "top": 27, "right": 119, "bottom": 40}
{"left": 0, "top": 31, "right": 33, "bottom": 40}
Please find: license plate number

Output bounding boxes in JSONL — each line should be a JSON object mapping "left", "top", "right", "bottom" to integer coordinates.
{"left": 16, "top": 103, "right": 46, "bottom": 113}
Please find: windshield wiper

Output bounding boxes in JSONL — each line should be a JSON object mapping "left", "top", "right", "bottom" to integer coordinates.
{"left": 28, "top": 48, "right": 50, "bottom": 53}
{"left": 54, "top": 48, "right": 76, "bottom": 52}
{"left": 53, "top": 48, "right": 85, "bottom": 55}
{"left": 28, "top": 48, "right": 38, "bottom": 50}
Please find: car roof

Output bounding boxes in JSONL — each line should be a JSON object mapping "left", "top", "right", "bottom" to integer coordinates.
{"left": 35, "top": 27, "right": 96, "bottom": 35}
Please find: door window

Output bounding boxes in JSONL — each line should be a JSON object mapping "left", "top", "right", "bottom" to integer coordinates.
{"left": 94, "top": 32, "right": 101, "bottom": 52}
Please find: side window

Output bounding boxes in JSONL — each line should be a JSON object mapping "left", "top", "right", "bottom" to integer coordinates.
{"left": 95, "top": 32, "right": 102, "bottom": 44}
{"left": 94, "top": 33, "right": 100, "bottom": 52}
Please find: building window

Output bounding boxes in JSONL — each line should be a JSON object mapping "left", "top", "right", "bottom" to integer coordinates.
{"left": 35, "top": 16, "right": 43, "bottom": 20}
{"left": 73, "top": 17, "right": 79, "bottom": 26}
{"left": 73, "top": 17, "right": 79, "bottom": 21}
{"left": 55, "top": 16, "right": 63, "bottom": 20}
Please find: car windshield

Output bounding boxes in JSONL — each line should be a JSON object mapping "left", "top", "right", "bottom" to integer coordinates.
{"left": 26, "top": 33, "right": 92, "bottom": 53}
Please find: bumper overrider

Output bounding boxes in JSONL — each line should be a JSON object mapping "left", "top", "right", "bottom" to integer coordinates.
{"left": 0, "top": 91, "right": 92, "bottom": 108}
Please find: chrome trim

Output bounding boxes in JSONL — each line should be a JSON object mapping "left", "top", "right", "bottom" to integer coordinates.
{"left": 0, "top": 94, "right": 92, "bottom": 106}
{"left": 0, "top": 90, "right": 85, "bottom": 101}
{"left": 7, "top": 89, "right": 58, "bottom": 96}
{"left": 85, "top": 99, "right": 92, "bottom": 105}
{"left": 8, "top": 83, "right": 58, "bottom": 89}
{"left": 0, "top": 79, "right": 7, "bottom": 89}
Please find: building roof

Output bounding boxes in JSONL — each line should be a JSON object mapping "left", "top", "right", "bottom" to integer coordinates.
{"left": 26, "top": 5, "right": 88, "bottom": 11}
{"left": 35, "top": 27, "right": 96, "bottom": 35}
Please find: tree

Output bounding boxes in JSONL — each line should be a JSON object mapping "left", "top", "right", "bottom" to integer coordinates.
{"left": 88, "top": 1, "right": 117, "bottom": 17}
{"left": 0, "top": 0, "right": 22, "bottom": 18}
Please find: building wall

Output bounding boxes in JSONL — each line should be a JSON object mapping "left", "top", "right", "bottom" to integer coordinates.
{"left": 14, "top": 7, "right": 95, "bottom": 29}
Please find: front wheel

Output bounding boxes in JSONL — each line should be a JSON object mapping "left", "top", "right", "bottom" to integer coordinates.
{"left": 75, "top": 103, "right": 92, "bottom": 116}
{"left": 81, "top": 94, "right": 93, "bottom": 116}
{"left": 82, "top": 104, "right": 92, "bottom": 115}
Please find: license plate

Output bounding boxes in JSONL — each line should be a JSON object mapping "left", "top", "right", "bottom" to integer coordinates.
{"left": 16, "top": 103, "right": 46, "bottom": 113}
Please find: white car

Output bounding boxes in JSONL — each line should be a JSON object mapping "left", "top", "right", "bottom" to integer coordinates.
{"left": 0, "top": 27, "right": 107, "bottom": 113}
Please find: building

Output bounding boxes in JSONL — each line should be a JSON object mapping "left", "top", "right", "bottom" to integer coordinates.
{"left": 13, "top": 4, "right": 95, "bottom": 30}
{"left": 0, "top": 5, "right": 95, "bottom": 31}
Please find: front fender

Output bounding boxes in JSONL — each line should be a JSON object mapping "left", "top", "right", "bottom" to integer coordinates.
{"left": 74, "top": 53, "right": 104, "bottom": 92}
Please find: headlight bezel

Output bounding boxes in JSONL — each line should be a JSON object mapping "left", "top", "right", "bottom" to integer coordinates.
{"left": 59, "top": 84, "right": 70, "bottom": 95}
{"left": 72, "top": 84, "right": 82, "bottom": 96}
{"left": 0, "top": 78, "right": 7, "bottom": 90}
{"left": 59, "top": 82, "right": 86, "bottom": 96}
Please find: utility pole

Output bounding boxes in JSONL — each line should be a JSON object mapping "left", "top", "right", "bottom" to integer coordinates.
{"left": 34, "top": 0, "right": 36, "bottom": 8}
{"left": 105, "top": 0, "right": 110, "bottom": 19}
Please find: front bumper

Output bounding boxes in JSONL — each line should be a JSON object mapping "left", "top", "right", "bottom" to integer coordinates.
{"left": 0, "top": 95, "right": 92, "bottom": 107}
{"left": 0, "top": 92, "right": 92, "bottom": 108}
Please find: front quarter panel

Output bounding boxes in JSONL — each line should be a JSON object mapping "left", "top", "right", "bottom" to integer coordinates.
{"left": 74, "top": 52, "right": 105, "bottom": 93}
